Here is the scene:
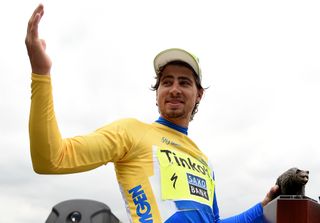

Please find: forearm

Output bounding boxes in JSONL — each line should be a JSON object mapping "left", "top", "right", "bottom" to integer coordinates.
{"left": 218, "top": 203, "right": 264, "bottom": 223}
{"left": 213, "top": 190, "right": 264, "bottom": 223}
{"left": 29, "top": 73, "right": 64, "bottom": 173}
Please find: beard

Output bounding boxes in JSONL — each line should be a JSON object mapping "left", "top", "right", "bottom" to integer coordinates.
{"left": 158, "top": 106, "right": 187, "bottom": 120}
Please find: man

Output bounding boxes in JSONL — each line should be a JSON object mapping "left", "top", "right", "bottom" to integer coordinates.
{"left": 26, "top": 4, "right": 278, "bottom": 223}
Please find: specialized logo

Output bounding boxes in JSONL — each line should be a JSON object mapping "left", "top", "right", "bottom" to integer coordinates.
{"left": 128, "top": 185, "right": 153, "bottom": 223}
{"left": 187, "top": 173, "right": 209, "bottom": 200}
{"left": 170, "top": 173, "right": 178, "bottom": 189}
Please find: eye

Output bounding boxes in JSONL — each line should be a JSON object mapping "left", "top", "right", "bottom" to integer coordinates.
{"left": 180, "top": 80, "right": 192, "bottom": 87}
{"left": 161, "top": 79, "right": 173, "bottom": 87}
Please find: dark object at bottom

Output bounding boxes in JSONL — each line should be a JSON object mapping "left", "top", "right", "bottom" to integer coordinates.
{"left": 264, "top": 195, "right": 320, "bottom": 223}
{"left": 46, "top": 199, "right": 120, "bottom": 223}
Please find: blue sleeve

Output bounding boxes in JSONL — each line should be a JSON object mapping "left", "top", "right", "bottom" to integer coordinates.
{"left": 213, "top": 190, "right": 265, "bottom": 223}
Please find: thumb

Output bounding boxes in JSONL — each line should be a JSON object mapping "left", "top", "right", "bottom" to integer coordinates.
{"left": 40, "top": 39, "right": 47, "bottom": 50}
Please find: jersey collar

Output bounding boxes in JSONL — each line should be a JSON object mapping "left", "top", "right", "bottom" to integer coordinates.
{"left": 155, "top": 117, "right": 188, "bottom": 135}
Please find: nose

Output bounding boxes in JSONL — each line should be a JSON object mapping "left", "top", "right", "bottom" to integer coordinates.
{"left": 169, "top": 81, "right": 181, "bottom": 95}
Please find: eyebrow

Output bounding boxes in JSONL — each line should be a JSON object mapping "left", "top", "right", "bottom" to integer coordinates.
{"left": 161, "top": 74, "right": 194, "bottom": 82}
{"left": 178, "top": 76, "right": 193, "bottom": 82}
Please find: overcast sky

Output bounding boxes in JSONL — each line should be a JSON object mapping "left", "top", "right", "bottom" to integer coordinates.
{"left": 1, "top": 0, "right": 320, "bottom": 222}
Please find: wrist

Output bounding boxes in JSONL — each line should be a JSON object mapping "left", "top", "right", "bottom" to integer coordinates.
{"left": 32, "top": 68, "right": 51, "bottom": 75}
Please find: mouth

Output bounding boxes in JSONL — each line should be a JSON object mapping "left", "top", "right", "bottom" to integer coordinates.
{"left": 165, "top": 99, "right": 184, "bottom": 106}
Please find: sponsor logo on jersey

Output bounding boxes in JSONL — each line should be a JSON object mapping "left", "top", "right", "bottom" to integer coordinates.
{"left": 128, "top": 185, "right": 153, "bottom": 223}
{"left": 157, "top": 147, "right": 214, "bottom": 206}
{"left": 161, "top": 137, "right": 180, "bottom": 147}
{"left": 160, "top": 149, "right": 210, "bottom": 177}
{"left": 187, "top": 173, "right": 209, "bottom": 200}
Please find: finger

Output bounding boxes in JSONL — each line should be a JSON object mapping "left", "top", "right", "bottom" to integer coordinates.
{"left": 27, "top": 4, "right": 44, "bottom": 38}
{"left": 262, "top": 185, "right": 279, "bottom": 207}
{"left": 30, "top": 13, "right": 42, "bottom": 39}
{"left": 271, "top": 185, "right": 279, "bottom": 193}
{"left": 269, "top": 185, "right": 280, "bottom": 199}
{"left": 25, "top": 4, "right": 44, "bottom": 56}
{"left": 26, "top": 4, "right": 45, "bottom": 52}
{"left": 25, "top": 14, "right": 41, "bottom": 52}
{"left": 30, "top": 4, "right": 44, "bottom": 23}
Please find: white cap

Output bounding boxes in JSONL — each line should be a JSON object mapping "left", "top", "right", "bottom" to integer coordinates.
{"left": 153, "top": 48, "right": 202, "bottom": 82}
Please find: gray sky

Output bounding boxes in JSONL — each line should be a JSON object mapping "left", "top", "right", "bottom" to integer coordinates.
{"left": 1, "top": 0, "right": 320, "bottom": 222}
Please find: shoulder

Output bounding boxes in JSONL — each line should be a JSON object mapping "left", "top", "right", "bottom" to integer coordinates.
{"left": 111, "top": 118, "right": 150, "bottom": 127}
{"left": 97, "top": 118, "right": 152, "bottom": 133}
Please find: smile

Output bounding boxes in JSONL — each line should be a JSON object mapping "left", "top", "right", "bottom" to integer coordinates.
{"left": 166, "top": 100, "right": 184, "bottom": 105}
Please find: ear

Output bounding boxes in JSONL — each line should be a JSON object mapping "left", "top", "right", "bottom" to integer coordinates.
{"left": 196, "top": 88, "right": 204, "bottom": 103}
{"left": 156, "top": 90, "right": 159, "bottom": 106}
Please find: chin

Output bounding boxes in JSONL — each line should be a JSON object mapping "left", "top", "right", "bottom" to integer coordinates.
{"left": 165, "top": 112, "right": 186, "bottom": 119}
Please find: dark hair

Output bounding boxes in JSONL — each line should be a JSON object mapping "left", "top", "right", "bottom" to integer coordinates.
{"left": 151, "top": 60, "right": 204, "bottom": 121}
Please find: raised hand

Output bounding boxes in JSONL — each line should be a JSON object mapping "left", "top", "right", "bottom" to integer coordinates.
{"left": 25, "top": 4, "right": 52, "bottom": 75}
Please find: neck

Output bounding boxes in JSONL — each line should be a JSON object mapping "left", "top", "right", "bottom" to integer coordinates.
{"left": 156, "top": 116, "right": 189, "bottom": 135}
{"left": 160, "top": 115, "right": 189, "bottom": 128}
